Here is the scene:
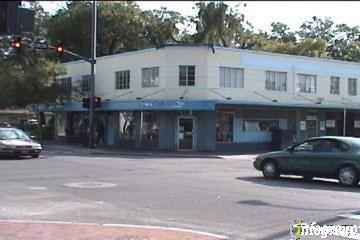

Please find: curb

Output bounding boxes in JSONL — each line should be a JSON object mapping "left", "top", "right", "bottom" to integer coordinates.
{"left": 43, "top": 145, "right": 259, "bottom": 159}
{"left": 0, "top": 220, "right": 230, "bottom": 240}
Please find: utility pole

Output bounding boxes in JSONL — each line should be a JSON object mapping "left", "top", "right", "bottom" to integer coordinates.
{"left": 89, "top": 0, "right": 97, "bottom": 148}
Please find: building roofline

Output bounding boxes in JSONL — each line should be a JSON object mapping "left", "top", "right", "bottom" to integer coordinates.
{"left": 62, "top": 44, "right": 359, "bottom": 66}
{"left": 214, "top": 46, "right": 360, "bottom": 66}
{"left": 156, "top": 43, "right": 215, "bottom": 53}
{"left": 63, "top": 47, "right": 157, "bottom": 65}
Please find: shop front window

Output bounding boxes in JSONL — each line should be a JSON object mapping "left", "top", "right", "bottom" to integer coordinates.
{"left": 57, "top": 112, "right": 67, "bottom": 136}
{"left": 141, "top": 112, "right": 158, "bottom": 141}
{"left": 119, "top": 112, "right": 135, "bottom": 140}
{"left": 243, "top": 120, "right": 278, "bottom": 132}
{"left": 66, "top": 112, "right": 87, "bottom": 137}
{"left": 216, "top": 112, "right": 233, "bottom": 142}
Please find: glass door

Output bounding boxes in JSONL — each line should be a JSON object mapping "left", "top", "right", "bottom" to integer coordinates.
{"left": 306, "top": 120, "right": 318, "bottom": 138}
{"left": 178, "top": 117, "right": 194, "bottom": 150}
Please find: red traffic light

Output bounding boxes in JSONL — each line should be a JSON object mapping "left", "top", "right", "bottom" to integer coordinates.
{"left": 94, "top": 96, "right": 101, "bottom": 108}
{"left": 11, "top": 37, "right": 22, "bottom": 49}
{"left": 54, "top": 41, "right": 64, "bottom": 55}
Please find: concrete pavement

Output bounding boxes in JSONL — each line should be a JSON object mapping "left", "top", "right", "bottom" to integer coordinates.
{"left": 0, "top": 148, "right": 359, "bottom": 240}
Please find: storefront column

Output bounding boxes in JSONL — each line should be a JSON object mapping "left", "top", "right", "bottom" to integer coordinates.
{"left": 343, "top": 108, "right": 347, "bottom": 136}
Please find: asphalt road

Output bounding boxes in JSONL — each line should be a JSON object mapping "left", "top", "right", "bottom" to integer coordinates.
{"left": 0, "top": 148, "right": 360, "bottom": 240}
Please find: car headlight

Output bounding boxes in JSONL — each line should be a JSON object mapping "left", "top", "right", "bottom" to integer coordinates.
{"left": 0, "top": 143, "right": 14, "bottom": 149}
{"left": 33, "top": 144, "right": 42, "bottom": 150}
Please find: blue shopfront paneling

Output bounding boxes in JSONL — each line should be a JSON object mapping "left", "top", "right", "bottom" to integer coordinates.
{"left": 102, "top": 100, "right": 216, "bottom": 111}
{"left": 217, "top": 100, "right": 360, "bottom": 111}
{"left": 30, "top": 100, "right": 216, "bottom": 112}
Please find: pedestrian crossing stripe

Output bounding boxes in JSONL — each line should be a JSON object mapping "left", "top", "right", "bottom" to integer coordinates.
{"left": 338, "top": 213, "right": 360, "bottom": 220}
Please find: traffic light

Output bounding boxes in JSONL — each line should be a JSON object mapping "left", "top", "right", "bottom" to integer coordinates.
{"left": 94, "top": 96, "right": 101, "bottom": 108}
{"left": 0, "top": 1, "right": 34, "bottom": 35}
{"left": 11, "top": 36, "right": 22, "bottom": 50}
{"left": 82, "top": 98, "right": 90, "bottom": 109}
{"left": 82, "top": 97, "right": 101, "bottom": 109}
{"left": 54, "top": 41, "right": 64, "bottom": 55}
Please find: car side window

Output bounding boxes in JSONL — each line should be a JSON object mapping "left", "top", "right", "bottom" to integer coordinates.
{"left": 294, "top": 141, "right": 314, "bottom": 152}
{"left": 337, "top": 140, "right": 350, "bottom": 152}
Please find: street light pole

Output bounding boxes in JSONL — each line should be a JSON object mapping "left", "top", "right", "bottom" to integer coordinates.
{"left": 89, "top": 0, "right": 97, "bottom": 148}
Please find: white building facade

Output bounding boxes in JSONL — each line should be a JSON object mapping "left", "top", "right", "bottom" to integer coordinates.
{"left": 35, "top": 44, "right": 360, "bottom": 152}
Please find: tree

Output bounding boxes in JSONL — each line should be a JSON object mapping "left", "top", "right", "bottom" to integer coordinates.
{"left": 330, "top": 23, "right": 360, "bottom": 61}
{"left": 269, "top": 22, "right": 296, "bottom": 43}
{"left": 191, "top": 2, "right": 245, "bottom": 47}
{"left": 0, "top": 1, "right": 67, "bottom": 109}
{"left": 44, "top": 1, "right": 183, "bottom": 58}
{"left": 0, "top": 49, "right": 66, "bottom": 108}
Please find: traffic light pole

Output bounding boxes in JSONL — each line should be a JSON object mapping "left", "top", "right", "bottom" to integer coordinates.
{"left": 49, "top": 1, "right": 97, "bottom": 148}
{"left": 89, "top": 0, "right": 97, "bottom": 148}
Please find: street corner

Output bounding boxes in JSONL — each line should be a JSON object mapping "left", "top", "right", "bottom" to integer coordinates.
{"left": 0, "top": 220, "right": 229, "bottom": 240}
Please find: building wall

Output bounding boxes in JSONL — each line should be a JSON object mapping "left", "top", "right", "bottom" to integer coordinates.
{"left": 158, "top": 111, "right": 176, "bottom": 150}
{"left": 195, "top": 111, "right": 216, "bottom": 151}
{"left": 61, "top": 46, "right": 360, "bottom": 109}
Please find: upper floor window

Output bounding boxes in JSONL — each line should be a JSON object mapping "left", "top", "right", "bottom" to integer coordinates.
{"left": 179, "top": 65, "right": 195, "bottom": 86}
{"left": 265, "top": 71, "right": 287, "bottom": 91}
{"left": 219, "top": 67, "right": 244, "bottom": 88}
{"left": 82, "top": 75, "right": 90, "bottom": 92}
{"left": 59, "top": 77, "right": 72, "bottom": 101}
{"left": 115, "top": 70, "right": 130, "bottom": 89}
{"left": 59, "top": 77, "right": 72, "bottom": 92}
{"left": 330, "top": 76, "right": 340, "bottom": 95}
{"left": 348, "top": 78, "right": 357, "bottom": 96}
{"left": 297, "top": 74, "right": 316, "bottom": 93}
{"left": 142, "top": 67, "right": 159, "bottom": 87}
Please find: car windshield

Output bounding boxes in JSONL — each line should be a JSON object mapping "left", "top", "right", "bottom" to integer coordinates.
{"left": 0, "top": 129, "right": 30, "bottom": 140}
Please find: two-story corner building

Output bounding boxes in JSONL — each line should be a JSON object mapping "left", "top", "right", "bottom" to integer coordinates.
{"left": 34, "top": 44, "right": 360, "bottom": 152}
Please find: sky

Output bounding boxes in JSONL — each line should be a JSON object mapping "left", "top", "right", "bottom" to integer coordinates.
{"left": 39, "top": 1, "right": 360, "bottom": 33}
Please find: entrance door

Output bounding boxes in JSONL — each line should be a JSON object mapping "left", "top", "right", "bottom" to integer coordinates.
{"left": 306, "top": 120, "right": 317, "bottom": 138}
{"left": 178, "top": 117, "right": 194, "bottom": 150}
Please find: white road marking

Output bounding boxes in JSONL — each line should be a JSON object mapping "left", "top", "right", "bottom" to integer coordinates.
{"left": 0, "top": 219, "right": 229, "bottom": 239}
{"left": 218, "top": 155, "right": 258, "bottom": 160}
{"left": 339, "top": 213, "right": 360, "bottom": 220}
{"left": 28, "top": 187, "right": 47, "bottom": 190}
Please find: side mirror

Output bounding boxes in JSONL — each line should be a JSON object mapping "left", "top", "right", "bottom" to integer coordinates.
{"left": 287, "top": 146, "right": 294, "bottom": 153}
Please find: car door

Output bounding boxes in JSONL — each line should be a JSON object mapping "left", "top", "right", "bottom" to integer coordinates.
{"left": 276, "top": 140, "right": 313, "bottom": 174}
{"left": 290, "top": 140, "right": 316, "bottom": 174}
{"left": 307, "top": 139, "right": 349, "bottom": 175}
{"left": 296, "top": 139, "right": 344, "bottom": 176}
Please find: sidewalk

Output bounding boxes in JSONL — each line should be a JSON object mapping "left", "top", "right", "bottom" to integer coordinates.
{"left": 0, "top": 220, "right": 229, "bottom": 240}
{"left": 43, "top": 141, "right": 260, "bottom": 159}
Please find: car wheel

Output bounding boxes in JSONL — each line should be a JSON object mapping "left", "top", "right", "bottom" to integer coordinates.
{"left": 262, "top": 161, "right": 280, "bottom": 179}
{"left": 302, "top": 174, "right": 314, "bottom": 181}
{"left": 338, "top": 166, "right": 359, "bottom": 186}
{"left": 31, "top": 154, "right": 39, "bottom": 158}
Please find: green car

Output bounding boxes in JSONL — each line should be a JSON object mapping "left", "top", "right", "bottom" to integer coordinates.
{"left": 253, "top": 136, "right": 360, "bottom": 186}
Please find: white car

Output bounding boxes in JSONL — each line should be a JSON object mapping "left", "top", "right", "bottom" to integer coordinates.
{"left": 0, "top": 128, "right": 42, "bottom": 158}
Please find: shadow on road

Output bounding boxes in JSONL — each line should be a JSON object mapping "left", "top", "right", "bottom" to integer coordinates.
{"left": 236, "top": 176, "right": 360, "bottom": 193}
{"left": 0, "top": 155, "right": 34, "bottom": 161}
{"left": 42, "top": 149, "right": 224, "bottom": 160}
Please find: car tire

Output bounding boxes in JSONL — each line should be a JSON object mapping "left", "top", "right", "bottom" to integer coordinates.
{"left": 31, "top": 154, "right": 39, "bottom": 158}
{"left": 262, "top": 160, "right": 280, "bottom": 179}
{"left": 338, "top": 166, "right": 359, "bottom": 186}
